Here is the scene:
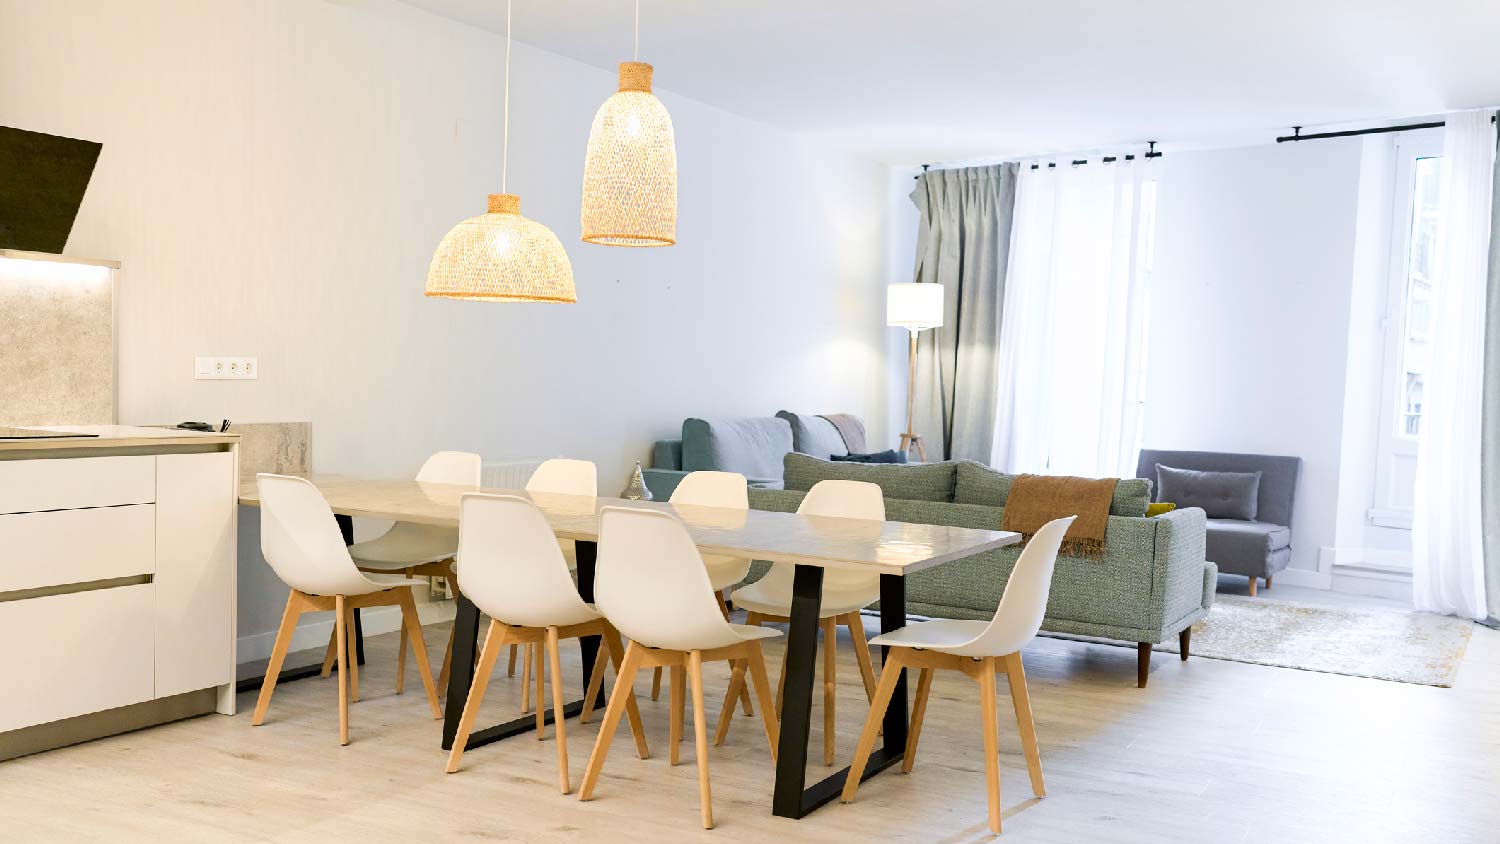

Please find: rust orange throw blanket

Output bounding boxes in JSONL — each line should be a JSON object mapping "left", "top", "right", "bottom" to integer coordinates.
{"left": 1000, "top": 474, "right": 1118, "bottom": 560}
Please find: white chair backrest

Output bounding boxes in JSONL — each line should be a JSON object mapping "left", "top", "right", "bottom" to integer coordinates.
{"left": 257, "top": 474, "right": 372, "bottom": 596}
{"left": 456, "top": 493, "right": 594, "bottom": 627}
{"left": 670, "top": 471, "right": 748, "bottom": 510}
{"left": 753, "top": 479, "right": 887, "bottom": 599}
{"left": 968, "top": 516, "right": 1073, "bottom": 655}
{"left": 526, "top": 458, "right": 597, "bottom": 496}
{"left": 595, "top": 506, "right": 746, "bottom": 651}
{"left": 416, "top": 451, "right": 481, "bottom": 485}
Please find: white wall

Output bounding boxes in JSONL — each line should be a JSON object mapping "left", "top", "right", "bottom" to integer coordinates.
{"left": 1142, "top": 139, "right": 1365, "bottom": 576}
{"left": 1, "top": 0, "right": 888, "bottom": 650}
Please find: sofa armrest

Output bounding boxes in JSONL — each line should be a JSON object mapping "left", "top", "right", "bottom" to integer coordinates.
{"left": 1151, "top": 506, "right": 1211, "bottom": 634}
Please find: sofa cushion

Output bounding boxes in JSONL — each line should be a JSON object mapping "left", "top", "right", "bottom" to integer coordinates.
{"left": 1157, "top": 465, "right": 1261, "bottom": 520}
{"left": 652, "top": 439, "right": 683, "bottom": 471}
{"left": 953, "top": 460, "right": 1152, "bottom": 517}
{"left": 681, "top": 417, "right": 793, "bottom": 481}
{"left": 775, "top": 411, "right": 850, "bottom": 460}
{"left": 782, "top": 452, "right": 955, "bottom": 502}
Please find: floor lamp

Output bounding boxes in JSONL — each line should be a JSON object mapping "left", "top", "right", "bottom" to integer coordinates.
{"left": 887, "top": 282, "right": 944, "bottom": 461}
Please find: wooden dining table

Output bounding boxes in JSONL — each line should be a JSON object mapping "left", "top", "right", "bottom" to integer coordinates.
{"left": 238, "top": 473, "right": 1020, "bottom": 819}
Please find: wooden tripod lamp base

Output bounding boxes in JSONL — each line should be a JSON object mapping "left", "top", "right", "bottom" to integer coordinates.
{"left": 899, "top": 432, "right": 926, "bottom": 462}
{"left": 887, "top": 282, "right": 943, "bottom": 465}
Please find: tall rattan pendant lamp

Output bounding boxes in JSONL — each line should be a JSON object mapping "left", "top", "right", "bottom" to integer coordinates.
{"left": 580, "top": 0, "right": 678, "bottom": 247}
{"left": 425, "top": 0, "right": 576, "bottom": 303}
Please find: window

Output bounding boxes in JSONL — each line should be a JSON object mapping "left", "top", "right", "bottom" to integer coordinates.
{"left": 1395, "top": 155, "right": 1441, "bottom": 439}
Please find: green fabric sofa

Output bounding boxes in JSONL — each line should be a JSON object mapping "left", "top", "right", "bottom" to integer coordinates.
{"left": 744, "top": 454, "right": 1216, "bottom": 687}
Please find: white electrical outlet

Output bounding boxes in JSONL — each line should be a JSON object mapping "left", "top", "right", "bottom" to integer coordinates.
{"left": 195, "top": 355, "right": 259, "bottom": 380}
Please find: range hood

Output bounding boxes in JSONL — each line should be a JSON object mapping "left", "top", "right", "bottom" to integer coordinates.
{"left": 0, "top": 126, "right": 102, "bottom": 254}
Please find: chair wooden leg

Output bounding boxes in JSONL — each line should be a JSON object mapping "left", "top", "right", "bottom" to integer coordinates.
{"left": 600, "top": 625, "right": 650, "bottom": 759}
{"left": 345, "top": 606, "right": 360, "bottom": 703}
{"left": 846, "top": 613, "right": 878, "bottom": 702}
{"left": 508, "top": 643, "right": 518, "bottom": 677}
{"left": 1137, "top": 642, "right": 1152, "bottom": 688}
{"left": 714, "top": 659, "right": 747, "bottom": 747}
{"left": 579, "top": 641, "right": 645, "bottom": 801}
{"left": 903, "top": 667, "right": 934, "bottom": 773}
{"left": 396, "top": 622, "right": 408, "bottom": 695}
{"left": 437, "top": 621, "right": 455, "bottom": 693}
{"left": 745, "top": 643, "right": 779, "bottom": 762}
{"left": 669, "top": 663, "right": 685, "bottom": 765}
{"left": 533, "top": 639, "right": 546, "bottom": 739}
{"left": 821, "top": 615, "right": 837, "bottom": 766}
{"left": 335, "top": 596, "right": 350, "bottom": 746}
{"left": 714, "top": 590, "right": 731, "bottom": 620}
{"left": 319, "top": 627, "right": 338, "bottom": 678}
{"left": 396, "top": 588, "right": 443, "bottom": 717}
{"left": 446, "top": 621, "right": 506, "bottom": 773}
{"left": 581, "top": 642, "right": 609, "bottom": 724}
{"left": 1247, "top": 575, "right": 1258, "bottom": 597}
{"left": 546, "top": 627, "right": 571, "bottom": 794}
{"left": 1179, "top": 627, "right": 1192, "bottom": 662}
{"left": 521, "top": 643, "right": 533, "bottom": 714}
{"left": 687, "top": 650, "right": 714, "bottom": 829}
{"left": 1003, "top": 652, "right": 1045, "bottom": 798}
{"left": 978, "top": 657, "right": 1002, "bottom": 834}
{"left": 252, "top": 591, "right": 305, "bottom": 726}
{"left": 840, "top": 649, "right": 905, "bottom": 804}
{"left": 651, "top": 667, "right": 663, "bottom": 701}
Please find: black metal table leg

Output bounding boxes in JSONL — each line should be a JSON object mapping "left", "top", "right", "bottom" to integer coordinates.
{"left": 335, "top": 513, "right": 365, "bottom": 666}
{"left": 437, "top": 540, "right": 605, "bottom": 753}
{"left": 771, "top": 568, "right": 910, "bottom": 819}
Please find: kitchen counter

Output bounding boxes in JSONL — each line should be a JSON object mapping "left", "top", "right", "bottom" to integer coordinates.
{"left": 0, "top": 424, "right": 237, "bottom": 453}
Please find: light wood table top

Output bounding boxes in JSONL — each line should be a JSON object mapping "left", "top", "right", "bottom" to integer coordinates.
{"left": 0, "top": 425, "right": 237, "bottom": 452}
{"left": 238, "top": 473, "right": 1019, "bottom": 576}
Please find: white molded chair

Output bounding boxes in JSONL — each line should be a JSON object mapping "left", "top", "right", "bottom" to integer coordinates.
{"left": 578, "top": 506, "right": 783, "bottom": 830}
{"left": 318, "top": 450, "right": 481, "bottom": 695}
{"left": 253, "top": 474, "right": 442, "bottom": 745}
{"left": 715, "top": 479, "right": 884, "bottom": 765}
{"left": 841, "top": 515, "right": 1074, "bottom": 835}
{"left": 512, "top": 458, "right": 599, "bottom": 705}
{"left": 647, "top": 471, "right": 754, "bottom": 707}
{"left": 445, "top": 493, "right": 647, "bottom": 793}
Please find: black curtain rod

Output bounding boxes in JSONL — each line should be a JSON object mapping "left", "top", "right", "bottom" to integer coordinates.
{"left": 1277, "top": 115, "right": 1496, "bottom": 144}
{"left": 916, "top": 142, "right": 1161, "bottom": 179}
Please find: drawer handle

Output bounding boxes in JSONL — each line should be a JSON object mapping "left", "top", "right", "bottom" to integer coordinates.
{"left": 0, "top": 574, "right": 152, "bottom": 604}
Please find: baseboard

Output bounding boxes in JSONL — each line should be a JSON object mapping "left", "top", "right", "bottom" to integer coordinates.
{"left": 235, "top": 599, "right": 457, "bottom": 665}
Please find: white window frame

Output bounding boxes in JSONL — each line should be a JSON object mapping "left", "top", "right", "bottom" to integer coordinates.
{"left": 1368, "top": 132, "right": 1444, "bottom": 534}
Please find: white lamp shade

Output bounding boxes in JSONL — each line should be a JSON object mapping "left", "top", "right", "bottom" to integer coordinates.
{"left": 887, "top": 283, "right": 944, "bottom": 330}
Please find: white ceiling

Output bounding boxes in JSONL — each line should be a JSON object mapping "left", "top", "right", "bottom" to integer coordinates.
{"left": 401, "top": 0, "right": 1500, "bottom": 164}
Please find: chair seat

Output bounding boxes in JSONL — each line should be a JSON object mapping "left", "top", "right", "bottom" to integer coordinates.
{"left": 491, "top": 601, "right": 604, "bottom": 630}
{"left": 337, "top": 575, "right": 426, "bottom": 597}
{"left": 704, "top": 554, "right": 751, "bottom": 592}
{"left": 731, "top": 579, "right": 876, "bottom": 619}
{"left": 869, "top": 619, "right": 992, "bottom": 656}
{"left": 349, "top": 523, "right": 458, "bottom": 568}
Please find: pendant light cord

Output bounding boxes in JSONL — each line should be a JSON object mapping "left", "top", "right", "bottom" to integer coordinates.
{"left": 502, "top": 0, "right": 512, "bottom": 194}
{"left": 634, "top": 0, "right": 639, "bottom": 60}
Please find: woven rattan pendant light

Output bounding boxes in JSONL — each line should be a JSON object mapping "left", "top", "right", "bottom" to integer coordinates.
{"left": 580, "top": 0, "right": 677, "bottom": 247}
{"left": 425, "top": 0, "right": 575, "bottom": 303}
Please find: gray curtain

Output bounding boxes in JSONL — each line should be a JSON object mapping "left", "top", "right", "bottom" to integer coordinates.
{"left": 909, "top": 163, "right": 1017, "bottom": 462}
{"left": 1483, "top": 126, "right": 1500, "bottom": 627}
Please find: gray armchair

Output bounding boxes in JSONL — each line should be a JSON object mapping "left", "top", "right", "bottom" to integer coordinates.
{"left": 1135, "top": 449, "right": 1301, "bottom": 596}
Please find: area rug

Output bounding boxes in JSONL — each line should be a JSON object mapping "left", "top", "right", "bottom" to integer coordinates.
{"left": 1150, "top": 595, "right": 1473, "bottom": 687}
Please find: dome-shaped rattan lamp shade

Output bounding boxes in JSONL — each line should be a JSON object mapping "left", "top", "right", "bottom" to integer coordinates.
{"left": 581, "top": 62, "right": 677, "bottom": 247}
{"left": 425, "top": 194, "right": 576, "bottom": 303}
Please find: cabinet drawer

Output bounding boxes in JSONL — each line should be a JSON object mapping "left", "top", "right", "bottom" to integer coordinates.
{"left": 0, "top": 583, "right": 155, "bottom": 732}
{"left": 0, "top": 505, "right": 156, "bottom": 593}
{"left": 0, "top": 456, "right": 155, "bottom": 515}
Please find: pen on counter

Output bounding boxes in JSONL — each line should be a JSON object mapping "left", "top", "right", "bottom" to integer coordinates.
{"left": 219, "top": 419, "right": 232, "bottom": 433}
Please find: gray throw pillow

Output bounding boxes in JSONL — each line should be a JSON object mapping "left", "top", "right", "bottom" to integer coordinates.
{"left": 774, "top": 410, "right": 849, "bottom": 460}
{"left": 1156, "top": 464, "right": 1261, "bottom": 520}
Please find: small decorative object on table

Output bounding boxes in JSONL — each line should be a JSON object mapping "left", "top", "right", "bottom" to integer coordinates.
{"left": 620, "top": 460, "right": 654, "bottom": 500}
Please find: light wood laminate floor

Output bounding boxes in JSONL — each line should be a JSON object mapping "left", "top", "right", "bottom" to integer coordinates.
{"left": 3, "top": 611, "right": 1497, "bottom": 843}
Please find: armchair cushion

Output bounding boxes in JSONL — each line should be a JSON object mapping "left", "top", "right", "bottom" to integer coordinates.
{"left": 1156, "top": 464, "right": 1262, "bottom": 521}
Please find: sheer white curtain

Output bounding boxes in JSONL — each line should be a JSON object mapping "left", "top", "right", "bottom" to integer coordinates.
{"left": 992, "top": 158, "right": 1156, "bottom": 477}
{"left": 1413, "top": 109, "right": 1496, "bottom": 620}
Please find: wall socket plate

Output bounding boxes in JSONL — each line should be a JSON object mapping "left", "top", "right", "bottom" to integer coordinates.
{"left": 194, "top": 356, "right": 258, "bottom": 380}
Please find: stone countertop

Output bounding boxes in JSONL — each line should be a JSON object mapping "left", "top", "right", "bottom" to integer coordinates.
{"left": 0, "top": 424, "right": 238, "bottom": 452}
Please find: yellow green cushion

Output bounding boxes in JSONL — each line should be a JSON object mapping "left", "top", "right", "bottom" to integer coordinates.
{"left": 1147, "top": 502, "right": 1177, "bottom": 517}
